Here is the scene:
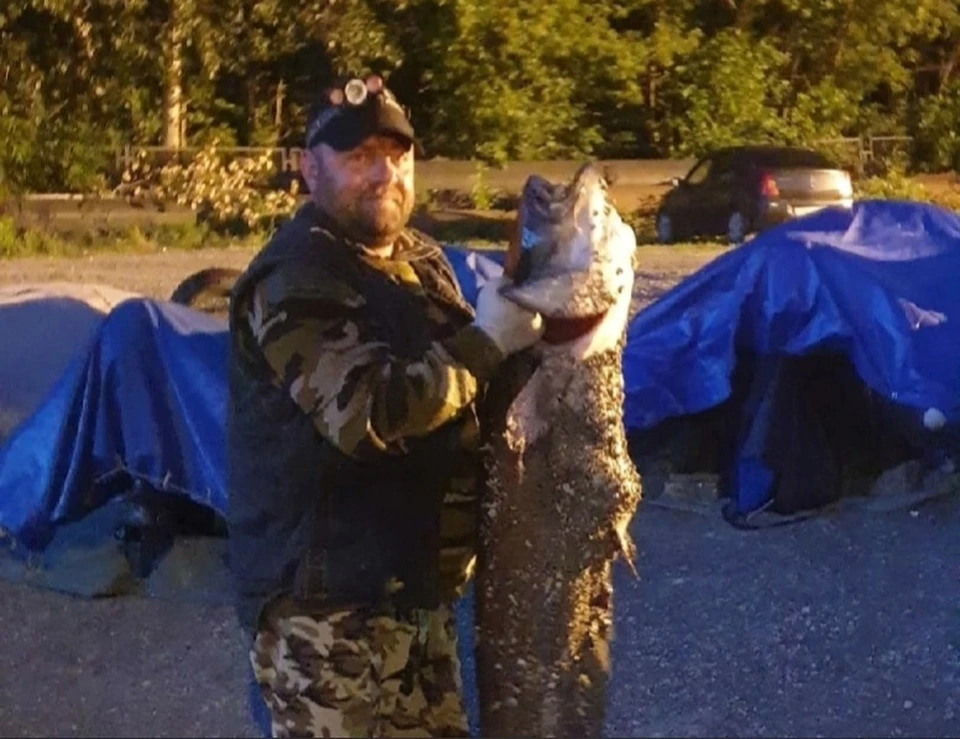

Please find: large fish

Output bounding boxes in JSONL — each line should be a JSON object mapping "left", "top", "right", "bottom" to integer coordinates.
{"left": 475, "top": 163, "right": 643, "bottom": 737}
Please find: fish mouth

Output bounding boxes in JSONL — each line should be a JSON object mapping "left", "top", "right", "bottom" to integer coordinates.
{"left": 500, "top": 268, "right": 614, "bottom": 344}
{"left": 501, "top": 163, "right": 634, "bottom": 344}
{"left": 541, "top": 313, "right": 607, "bottom": 344}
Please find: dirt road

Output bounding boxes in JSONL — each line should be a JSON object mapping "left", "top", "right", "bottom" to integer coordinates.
{"left": 1, "top": 245, "right": 958, "bottom": 738}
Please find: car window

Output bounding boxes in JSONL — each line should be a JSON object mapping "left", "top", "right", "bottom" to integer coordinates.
{"left": 685, "top": 159, "right": 712, "bottom": 185}
{"left": 745, "top": 149, "right": 835, "bottom": 169}
{"left": 710, "top": 153, "right": 734, "bottom": 181}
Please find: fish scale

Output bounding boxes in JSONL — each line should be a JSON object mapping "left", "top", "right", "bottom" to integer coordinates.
{"left": 475, "top": 163, "right": 642, "bottom": 737}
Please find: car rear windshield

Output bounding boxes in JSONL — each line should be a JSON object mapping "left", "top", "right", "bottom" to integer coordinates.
{"left": 743, "top": 149, "right": 836, "bottom": 169}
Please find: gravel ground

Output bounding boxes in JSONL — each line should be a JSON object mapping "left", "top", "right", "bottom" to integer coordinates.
{"left": 1, "top": 244, "right": 957, "bottom": 738}
{"left": 0, "top": 582, "right": 256, "bottom": 738}
{"left": 0, "top": 247, "right": 257, "bottom": 299}
{"left": 1, "top": 496, "right": 955, "bottom": 738}
{"left": 607, "top": 497, "right": 960, "bottom": 738}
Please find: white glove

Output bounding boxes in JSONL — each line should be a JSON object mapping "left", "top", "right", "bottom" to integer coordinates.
{"left": 474, "top": 276, "right": 544, "bottom": 355}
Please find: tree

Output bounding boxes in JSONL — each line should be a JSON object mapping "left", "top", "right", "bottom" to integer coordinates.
{"left": 6, "top": 0, "right": 960, "bottom": 193}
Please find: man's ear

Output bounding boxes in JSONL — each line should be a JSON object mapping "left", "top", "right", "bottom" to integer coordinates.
{"left": 300, "top": 149, "right": 318, "bottom": 193}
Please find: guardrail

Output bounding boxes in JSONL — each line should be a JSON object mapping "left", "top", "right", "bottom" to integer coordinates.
{"left": 109, "top": 146, "right": 696, "bottom": 187}
{"left": 108, "top": 136, "right": 913, "bottom": 174}
{"left": 2, "top": 136, "right": 921, "bottom": 232}
{"left": 104, "top": 151, "right": 701, "bottom": 192}
{"left": 90, "top": 135, "right": 911, "bottom": 201}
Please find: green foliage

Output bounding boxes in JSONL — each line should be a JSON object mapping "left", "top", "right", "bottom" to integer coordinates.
{"left": 0, "top": 216, "right": 71, "bottom": 258}
{"left": 3, "top": 0, "right": 960, "bottom": 191}
{"left": 664, "top": 30, "right": 796, "bottom": 156}
{"left": 622, "top": 207, "right": 657, "bottom": 243}
{"left": 0, "top": 217, "right": 20, "bottom": 257}
{"left": 913, "top": 86, "right": 960, "bottom": 173}
{"left": 0, "top": 219, "right": 267, "bottom": 258}
{"left": 405, "top": 0, "right": 638, "bottom": 163}
{"left": 469, "top": 162, "right": 494, "bottom": 210}
{"left": 0, "top": 97, "right": 113, "bottom": 194}
{"left": 854, "top": 167, "right": 932, "bottom": 202}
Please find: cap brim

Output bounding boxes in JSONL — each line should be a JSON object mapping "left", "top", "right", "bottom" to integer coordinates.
{"left": 321, "top": 99, "right": 415, "bottom": 152}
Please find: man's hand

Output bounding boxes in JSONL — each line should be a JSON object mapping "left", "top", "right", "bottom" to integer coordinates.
{"left": 473, "top": 276, "right": 545, "bottom": 355}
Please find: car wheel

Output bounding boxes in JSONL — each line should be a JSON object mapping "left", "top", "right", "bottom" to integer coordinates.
{"left": 656, "top": 212, "right": 675, "bottom": 244}
{"left": 726, "top": 211, "right": 749, "bottom": 245}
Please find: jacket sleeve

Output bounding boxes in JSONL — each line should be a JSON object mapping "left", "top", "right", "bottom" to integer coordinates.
{"left": 240, "top": 262, "right": 504, "bottom": 459}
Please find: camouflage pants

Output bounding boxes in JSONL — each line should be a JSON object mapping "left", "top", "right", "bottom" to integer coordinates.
{"left": 250, "top": 597, "right": 469, "bottom": 738}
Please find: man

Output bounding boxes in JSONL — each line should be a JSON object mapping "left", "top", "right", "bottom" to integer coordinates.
{"left": 226, "top": 73, "right": 544, "bottom": 738}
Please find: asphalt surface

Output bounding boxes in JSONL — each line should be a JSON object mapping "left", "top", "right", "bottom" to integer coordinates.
{"left": 607, "top": 495, "right": 959, "bottom": 738}
{"left": 1, "top": 492, "right": 957, "bottom": 738}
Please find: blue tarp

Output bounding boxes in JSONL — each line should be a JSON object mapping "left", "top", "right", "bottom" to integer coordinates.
{"left": 2, "top": 200, "right": 960, "bottom": 543}
{"left": 623, "top": 199, "right": 960, "bottom": 433}
{"left": 0, "top": 247, "right": 505, "bottom": 549}
{"left": 0, "top": 300, "right": 229, "bottom": 549}
{"left": 623, "top": 200, "right": 960, "bottom": 512}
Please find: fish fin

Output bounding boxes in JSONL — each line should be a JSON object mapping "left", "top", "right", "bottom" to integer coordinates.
{"left": 623, "top": 546, "right": 639, "bottom": 579}
{"left": 617, "top": 524, "right": 639, "bottom": 579}
{"left": 504, "top": 369, "right": 551, "bottom": 453}
{"left": 499, "top": 271, "right": 584, "bottom": 316}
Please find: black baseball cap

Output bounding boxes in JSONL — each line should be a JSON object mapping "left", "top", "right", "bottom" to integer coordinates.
{"left": 305, "top": 74, "right": 415, "bottom": 152}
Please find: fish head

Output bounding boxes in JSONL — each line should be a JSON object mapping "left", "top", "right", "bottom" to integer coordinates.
{"left": 501, "top": 162, "right": 637, "bottom": 350}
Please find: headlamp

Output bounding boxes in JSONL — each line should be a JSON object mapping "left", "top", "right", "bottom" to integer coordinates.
{"left": 344, "top": 79, "right": 368, "bottom": 105}
{"left": 306, "top": 73, "right": 412, "bottom": 151}
{"left": 328, "top": 75, "right": 387, "bottom": 108}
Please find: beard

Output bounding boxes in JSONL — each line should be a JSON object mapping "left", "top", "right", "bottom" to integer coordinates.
{"left": 320, "top": 180, "right": 414, "bottom": 248}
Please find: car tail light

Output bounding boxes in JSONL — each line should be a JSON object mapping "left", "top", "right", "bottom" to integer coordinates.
{"left": 759, "top": 171, "right": 780, "bottom": 198}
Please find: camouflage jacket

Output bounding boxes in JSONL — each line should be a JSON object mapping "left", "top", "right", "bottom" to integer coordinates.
{"left": 225, "top": 202, "right": 503, "bottom": 634}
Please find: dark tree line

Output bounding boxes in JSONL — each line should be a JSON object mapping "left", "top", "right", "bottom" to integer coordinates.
{"left": 3, "top": 0, "right": 959, "bottom": 192}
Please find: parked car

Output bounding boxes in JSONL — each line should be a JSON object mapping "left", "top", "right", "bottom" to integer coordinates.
{"left": 655, "top": 146, "right": 854, "bottom": 244}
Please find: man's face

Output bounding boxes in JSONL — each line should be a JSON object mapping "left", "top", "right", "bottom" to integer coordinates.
{"left": 302, "top": 134, "right": 415, "bottom": 249}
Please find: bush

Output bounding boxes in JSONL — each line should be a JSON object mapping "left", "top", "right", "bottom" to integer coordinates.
{"left": 912, "top": 87, "right": 960, "bottom": 173}
{"left": 622, "top": 208, "right": 657, "bottom": 243}
{"left": 0, "top": 104, "right": 111, "bottom": 194}
{"left": 0, "top": 216, "right": 19, "bottom": 257}
{"left": 469, "top": 162, "right": 494, "bottom": 210}
{"left": 854, "top": 166, "right": 931, "bottom": 202}
{"left": 118, "top": 143, "right": 299, "bottom": 233}
{"left": 0, "top": 217, "right": 71, "bottom": 257}
{"left": 0, "top": 219, "right": 269, "bottom": 259}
